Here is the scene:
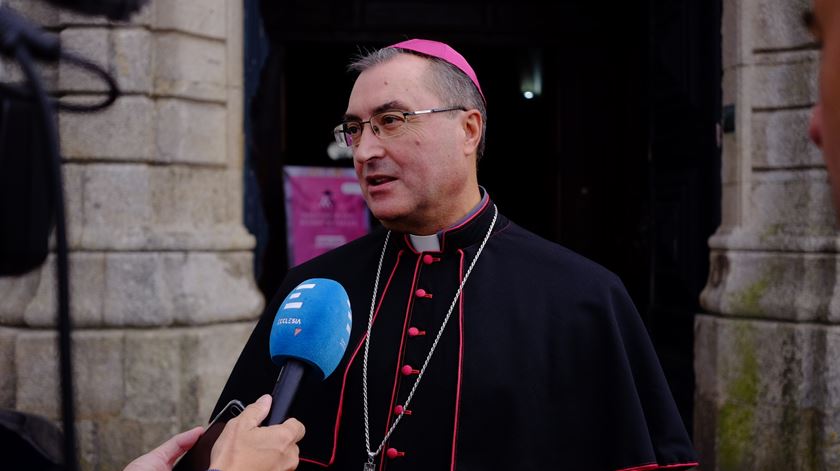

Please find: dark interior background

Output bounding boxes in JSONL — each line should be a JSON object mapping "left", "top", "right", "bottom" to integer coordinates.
{"left": 243, "top": 0, "right": 722, "bottom": 435}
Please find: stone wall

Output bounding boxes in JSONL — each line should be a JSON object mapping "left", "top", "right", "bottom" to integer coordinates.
{"left": 0, "top": 1, "right": 263, "bottom": 469}
{"left": 695, "top": 0, "right": 838, "bottom": 469}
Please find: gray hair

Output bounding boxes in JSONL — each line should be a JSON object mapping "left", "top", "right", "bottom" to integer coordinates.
{"left": 348, "top": 47, "right": 488, "bottom": 160}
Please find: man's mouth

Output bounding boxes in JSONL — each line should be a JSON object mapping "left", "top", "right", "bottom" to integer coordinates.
{"left": 367, "top": 176, "right": 396, "bottom": 187}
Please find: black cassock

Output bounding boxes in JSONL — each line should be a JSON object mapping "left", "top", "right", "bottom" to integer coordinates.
{"left": 212, "top": 198, "right": 698, "bottom": 471}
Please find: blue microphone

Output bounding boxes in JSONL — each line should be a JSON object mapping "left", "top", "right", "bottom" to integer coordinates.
{"left": 266, "top": 278, "right": 352, "bottom": 424}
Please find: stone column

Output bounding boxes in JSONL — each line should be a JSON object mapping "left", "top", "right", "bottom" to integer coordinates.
{"left": 696, "top": 0, "right": 839, "bottom": 469}
{"left": 0, "top": 1, "right": 262, "bottom": 469}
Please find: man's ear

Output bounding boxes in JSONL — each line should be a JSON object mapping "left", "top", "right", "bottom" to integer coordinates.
{"left": 461, "top": 110, "right": 483, "bottom": 156}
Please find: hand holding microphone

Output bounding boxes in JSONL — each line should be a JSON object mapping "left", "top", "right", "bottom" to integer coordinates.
{"left": 125, "top": 396, "right": 304, "bottom": 471}
{"left": 209, "top": 395, "right": 305, "bottom": 471}
{"left": 166, "top": 278, "right": 351, "bottom": 471}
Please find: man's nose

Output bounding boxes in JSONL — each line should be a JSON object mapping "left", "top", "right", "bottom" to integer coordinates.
{"left": 352, "top": 126, "right": 383, "bottom": 164}
{"left": 810, "top": 103, "right": 823, "bottom": 148}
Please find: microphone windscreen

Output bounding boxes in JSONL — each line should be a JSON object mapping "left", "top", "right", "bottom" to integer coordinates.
{"left": 269, "top": 278, "right": 352, "bottom": 379}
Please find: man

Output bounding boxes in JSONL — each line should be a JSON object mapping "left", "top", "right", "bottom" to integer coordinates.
{"left": 807, "top": 0, "right": 840, "bottom": 218}
{"left": 213, "top": 39, "right": 697, "bottom": 470}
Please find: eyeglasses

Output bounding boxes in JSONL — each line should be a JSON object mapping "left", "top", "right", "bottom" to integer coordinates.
{"left": 333, "top": 106, "right": 466, "bottom": 148}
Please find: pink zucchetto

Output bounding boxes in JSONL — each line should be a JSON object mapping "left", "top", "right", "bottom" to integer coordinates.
{"left": 387, "top": 38, "right": 485, "bottom": 102}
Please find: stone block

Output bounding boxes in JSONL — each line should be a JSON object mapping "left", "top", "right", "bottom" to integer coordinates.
{"left": 124, "top": 330, "right": 181, "bottom": 420}
{"left": 75, "top": 419, "right": 98, "bottom": 470}
{"left": 56, "top": 0, "right": 153, "bottom": 27}
{"left": 722, "top": 66, "right": 737, "bottom": 110}
{"left": 103, "top": 253, "right": 174, "bottom": 326}
{"left": 824, "top": 328, "right": 840, "bottom": 409}
{"left": 152, "top": 166, "right": 230, "bottom": 228}
{"left": 694, "top": 315, "right": 719, "bottom": 401}
{"left": 67, "top": 163, "right": 254, "bottom": 251}
{"left": 20, "top": 252, "right": 107, "bottom": 327}
{"left": 753, "top": 0, "right": 813, "bottom": 51}
{"left": 57, "top": 10, "right": 109, "bottom": 26}
{"left": 77, "top": 417, "right": 178, "bottom": 471}
{"left": 15, "top": 331, "right": 61, "bottom": 420}
{"left": 64, "top": 164, "right": 84, "bottom": 248}
{"left": 721, "top": 133, "right": 741, "bottom": 185}
{"left": 155, "top": 0, "right": 226, "bottom": 39}
{"left": 5, "top": 0, "right": 59, "bottom": 26}
{"left": 739, "top": 402, "right": 832, "bottom": 470}
{"left": 0, "top": 328, "right": 17, "bottom": 408}
{"left": 11, "top": 250, "right": 260, "bottom": 328}
{"left": 166, "top": 252, "right": 264, "bottom": 325}
{"left": 60, "top": 96, "right": 155, "bottom": 161}
{"left": 16, "top": 330, "right": 125, "bottom": 420}
{"left": 752, "top": 51, "right": 819, "bottom": 109}
{"left": 721, "top": 320, "right": 820, "bottom": 407}
{"left": 722, "top": 0, "right": 746, "bottom": 70}
{"left": 0, "top": 263, "right": 42, "bottom": 326}
{"left": 82, "top": 163, "right": 154, "bottom": 236}
{"left": 224, "top": 167, "right": 246, "bottom": 225}
{"left": 0, "top": 55, "right": 58, "bottom": 89}
{"left": 720, "top": 182, "right": 743, "bottom": 230}
{"left": 700, "top": 250, "right": 836, "bottom": 321}
{"left": 111, "top": 28, "right": 154, "bottom": 93}
{"left": 179, "top": 322, "right": 254, "bottom": 425}
{"left": 103, "top": 418, "right": 180, "bottom": 469}
{"left": 226, "top": 0, "right": 243, "bottom": 89}
{"left": 73, "top": 330, "right": 126, "bottom": 418}
{"left": 226, "top": 86, "right": 244, "bottom": 169}
{"left": 124, "top": 0, "right": 155, "bottom": 27}
{"left": 59, "top": 28, "right": 109, "bottom": 93}
{"left": 692, "top": 393, "right": 718, "bottom": 471}
{"left": 154, "top": 33, "right": 226, "bottom": 102}
{"left": 156, "top": 99, "right": 226, "bottom": 165}
{"left": 750, "top": 168, "right": 835, "bottom": 238}
{"left": 752, "top": 109, "right": 822, "bottom": 169}
{"left": 66, "top": 165, "right": 256, "bottom": 251}
{"left": 694, "top": 316, "right": 840, "bottom": 470}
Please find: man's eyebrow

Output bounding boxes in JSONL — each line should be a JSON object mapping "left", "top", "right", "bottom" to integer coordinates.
{"left": 343, "top": 101, "right": 409, "bottom": 121}
{"left": 373, "top": 101, "right": 408, "bottom": 114}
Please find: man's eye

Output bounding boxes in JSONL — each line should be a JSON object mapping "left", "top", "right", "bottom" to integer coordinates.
{"left": 379, "top": 113, "right": 405, "bottom": 128}
{"left": 345, "top": 123, "right": 362, "bottom": 135}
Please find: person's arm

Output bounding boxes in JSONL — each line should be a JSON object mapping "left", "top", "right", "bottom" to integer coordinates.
{"left": 209, "top": 394, "right": 305, "bottom": 471}
{"left": 123, "top": 426, "right": 204, "bottom": 471}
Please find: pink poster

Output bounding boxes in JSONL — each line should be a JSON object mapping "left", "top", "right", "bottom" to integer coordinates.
{"left": 283, "top": 166, "right": 370, "bottom": 267}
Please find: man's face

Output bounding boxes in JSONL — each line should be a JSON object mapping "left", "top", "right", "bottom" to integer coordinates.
{"left": 346, "top": 54, "right": 480, "bottom": 234}
{"left": 808, "top": 0, "right": 840, "bottom": 219}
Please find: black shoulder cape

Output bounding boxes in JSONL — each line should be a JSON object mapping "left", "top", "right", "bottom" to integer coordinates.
{"left": 212, "top": 200, "right": 698, "bottom": 471}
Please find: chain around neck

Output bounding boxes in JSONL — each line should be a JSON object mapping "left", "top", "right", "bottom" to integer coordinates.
{"left": 362, "top": 205, "right": 499, "bottom": 463}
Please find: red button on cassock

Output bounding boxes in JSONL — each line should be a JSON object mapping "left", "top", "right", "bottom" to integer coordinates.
{"left": 401, "top": 364, "right": 419, "bottom": 376}
{"left": 422, "top": 254, "right": 435, "bottom": 265}
{"left": 386, "top": 448, "right": 405, "bottom": 459}
{"left": 394, "top": 405, "right": 412, "bottom": 415}
{"left": 415, "top": 288, "right": 427, "bottom": 298}
{"left": 408, "top": 327, "right": 425, "bottom": 337}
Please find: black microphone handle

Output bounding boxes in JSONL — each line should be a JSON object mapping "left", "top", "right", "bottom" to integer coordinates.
{"left": 267, "top": 360, "right": 306, "bottom": 425}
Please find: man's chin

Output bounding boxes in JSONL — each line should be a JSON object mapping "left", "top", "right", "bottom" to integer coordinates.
{"left": 372, "top": 211, "right": 421, "bottom": 234}
{"left": 376, "top": 215, "right": 409, "bottom": 232}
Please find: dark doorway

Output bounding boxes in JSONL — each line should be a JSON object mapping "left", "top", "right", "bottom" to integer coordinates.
{"left": 243, "top": 0, "right": 721, "bottom": 435}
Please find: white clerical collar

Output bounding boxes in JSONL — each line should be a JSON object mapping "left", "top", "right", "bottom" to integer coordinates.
{"left": 409, "top": 233, "right": 441, "bottom": 252}
{"left": 408, "top": 187, "right": 488, "bottom": 253}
